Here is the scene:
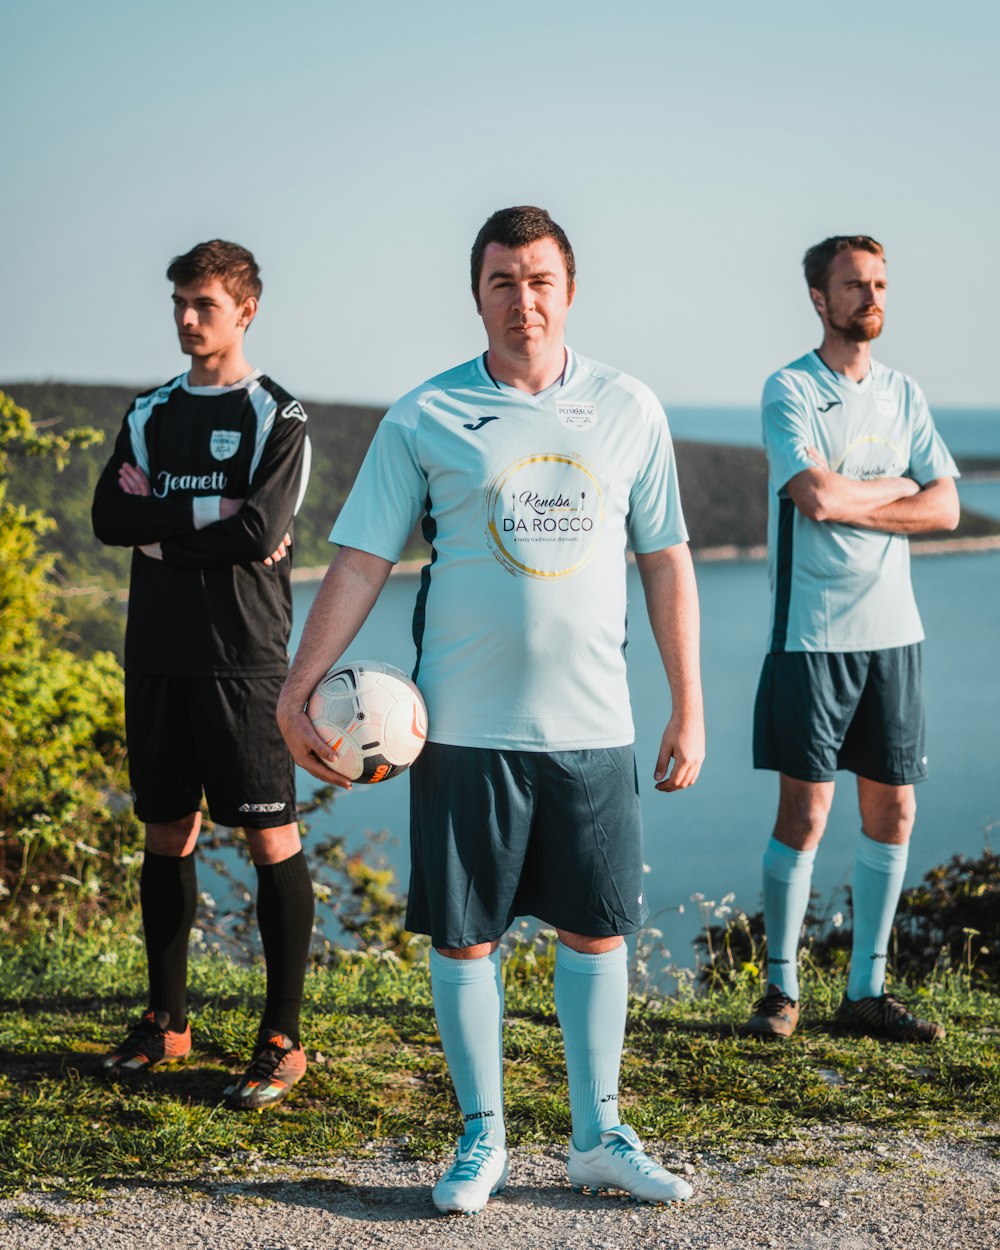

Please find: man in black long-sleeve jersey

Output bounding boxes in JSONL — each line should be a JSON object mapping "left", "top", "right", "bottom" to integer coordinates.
{"left": 92, "top": 240, "right": 314, "bottom": 1110}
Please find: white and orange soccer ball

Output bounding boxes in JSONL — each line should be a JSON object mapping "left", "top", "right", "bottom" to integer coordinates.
{"left": 306, "top": 660, "right": 427, "bottom": 784}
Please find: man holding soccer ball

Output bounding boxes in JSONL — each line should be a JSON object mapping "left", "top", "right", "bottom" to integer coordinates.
{"left": 92, "top": 241, "right": 314, "bottom": 1110}
{"left": 279, "top": 207, "right": 704, "bottom": 1211}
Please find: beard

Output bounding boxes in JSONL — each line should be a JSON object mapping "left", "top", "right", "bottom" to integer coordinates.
{"left": 830, "top": 307, "right": 884, "bottom": 343}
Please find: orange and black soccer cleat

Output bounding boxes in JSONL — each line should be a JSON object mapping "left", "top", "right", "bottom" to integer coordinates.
{"left": 101, "top": 1009, "right": 192, "bottom": 1074}
{"left": 223, "top": 1027, "right": 307, "bottom": 1111}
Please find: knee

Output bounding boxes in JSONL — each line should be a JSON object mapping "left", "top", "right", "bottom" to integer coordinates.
{"left": 864, "top": 793, "right": 917, "bottom": 843}
{"left": 434, "top": 942, "right": 500, "bottom": 960}
{"left": 557, "top": 931, "right": 625, "bottom": 955}
{"left": 245, "top": 823, "right": 302, "bottom": 866}
{"left": 145, "top": 814, "right": 200, "bottom": 856}
{"left": 773, "top": 799, "right": 830, "bottom": 851}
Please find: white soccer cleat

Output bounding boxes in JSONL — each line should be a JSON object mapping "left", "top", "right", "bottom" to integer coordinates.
{"left": 567, "top": 1124, "right": 693, "bottom": 1204}
{"left": 432, "top": 1130, "right": 509, "bottom": 1215}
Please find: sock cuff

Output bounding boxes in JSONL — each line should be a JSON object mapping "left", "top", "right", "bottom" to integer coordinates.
{"left": 142, "top": 848, "right": 197, "bottom": 878}
{"left": 555, "top": 941, "right": 627, "bottom": 975}
{"left": 763, "top": 837, "right": 817, "bottom": 883}
{"left": 254, "top": 849, "right": 309, "bottom": 884}
{"left": 856, "top": 835, "right": 909, "bottom": 873}
{"left": 430, "top": 947, "right": 500, "bottom": 984}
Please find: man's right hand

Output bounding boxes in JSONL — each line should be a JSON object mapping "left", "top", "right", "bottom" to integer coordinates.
{"left": 219, "top": 497, "right": 245, "bottom": 520}
{"left": 277, "top": 696, "right": 355, "bottom": 789}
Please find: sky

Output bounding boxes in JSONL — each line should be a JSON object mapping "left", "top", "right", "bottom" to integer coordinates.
{"left": 1, "top": 0, "right": 998, "bottom": 409}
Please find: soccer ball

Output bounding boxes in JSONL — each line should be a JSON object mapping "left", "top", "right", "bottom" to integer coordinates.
{"left": 306, "top": 660, "right": 428, "bottom": 784}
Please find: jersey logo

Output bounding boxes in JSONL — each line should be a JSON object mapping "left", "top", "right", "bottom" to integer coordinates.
{"left": 817, "top": 400, "right": 841, "bottom": 413}
{"left": 556, "top": 401, "right": 596, "bottom": 430}
{"left": 464, "top": 415, "right": 499, "bottom": 431}
{"left": 282, "top": 401, "right": 307, "bottom": 422}
{"left": 210, "top": 430, "right": 241, "bottom": 461}
{"left": 874, "top": 391, "right": 898, "bottom": 418}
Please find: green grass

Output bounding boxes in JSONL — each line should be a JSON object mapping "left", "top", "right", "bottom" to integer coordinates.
{"left": 1, "top": 914, "right": 998, "bottom": 1196}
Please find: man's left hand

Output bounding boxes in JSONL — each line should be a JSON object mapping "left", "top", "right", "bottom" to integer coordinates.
{"left": 119, "top": 463, "right": 151, "bottom": 495}
{"left": 653, "top": 711, "right": 705, "bottom": 793}
{"left": 264, "top": 533, "right": 292, "bottom": 566}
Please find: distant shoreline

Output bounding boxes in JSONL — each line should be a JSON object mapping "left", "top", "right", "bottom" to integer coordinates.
{"left": 290, "top": 533, "right": 1000, "bottom": 583}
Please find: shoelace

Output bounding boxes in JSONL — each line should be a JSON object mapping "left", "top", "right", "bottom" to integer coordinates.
{"left": 119, "top": 1014, "right": 163, "bottom": 1051}
{"left": 447, "top": 1141, "right": 497, "bottom": 1181}
{"left": 875, "top": 994, "right": 915, "bottom": 1026}
{"left": 605, "top": 1140, "right": 661, "bottom": 1177}
{"left": 755, "top": 990, "right": 794, "bottom": 1016}
{"left": 241, "top": 1041, "right": 292, "bottom": 1082}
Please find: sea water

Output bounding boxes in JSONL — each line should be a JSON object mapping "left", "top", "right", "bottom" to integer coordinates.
{"left": 208, "top": 405, "right": 998, "bottom": 972}
{"left": 288, "top": 548, "right": 1000, "bottom": 972}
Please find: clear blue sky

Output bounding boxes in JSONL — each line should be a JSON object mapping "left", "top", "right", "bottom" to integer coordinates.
{"left": 2, "top": 0, "right": 997, "bottom": 407}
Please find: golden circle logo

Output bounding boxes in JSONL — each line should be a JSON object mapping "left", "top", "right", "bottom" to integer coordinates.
{"left": 833, "top": 433, "right": 906, "bottom": 479}
{"left": 484, "top": 453, "right": 605, "bottom": 578}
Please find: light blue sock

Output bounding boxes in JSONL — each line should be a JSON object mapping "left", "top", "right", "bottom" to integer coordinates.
{"left": 554, "top": 941, "right": 628, "bottom": 1152}
{"left": 847, "top": 835, "right": 909, "bottom": 1001}
{"left": 762, "top": 837, "right": 817, "bottom": 1000}
{"left": 429, "top": 948, "right": 505, "bottom": 1146}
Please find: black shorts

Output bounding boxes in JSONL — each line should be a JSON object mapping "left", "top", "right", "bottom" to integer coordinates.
{"left": 752, "top": 644, "right": 927, "bottom": 785}
{"left": 406, "top": 742, "right": 647, "bottom": 948}
{"left": 125, "top": 673, "right": 297, "bottom": 828}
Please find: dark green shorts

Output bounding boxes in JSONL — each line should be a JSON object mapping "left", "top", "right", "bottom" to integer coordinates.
{"left": 753, "top": 644, "right": 927, "bottom": 785}
{"left": 406, "top": 743, "right": 647, "bottom": 948}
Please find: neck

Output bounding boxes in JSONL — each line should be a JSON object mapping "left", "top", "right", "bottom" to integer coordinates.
{"left": 816, "top": 333, "right": 872, "bottom": 383}
{"left": 485, "top": 344, "right": 567, "bottom": 395}
{"left": 188, "top": 347, "right": 254, "bottom": 388}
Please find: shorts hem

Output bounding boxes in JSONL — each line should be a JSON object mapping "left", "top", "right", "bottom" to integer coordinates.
{"left": 753, "top": 760, "right": 836, "bottom": 783}
{"left": 134, "top": 803, "right": 201, "bottom": 825}
{"left": 842, "top": 764, "right": 928, "bottom": 787}
{"left": 521, "top": 906, "right": 647, "bottom": 939}
{"left": 414, "top": 925, "right": 512, "bottom": 950}
{"left": 227, "top": 810, "right": 299, "bottom": 830}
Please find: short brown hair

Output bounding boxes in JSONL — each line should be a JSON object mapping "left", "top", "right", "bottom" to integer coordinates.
{"left": 166, "top": 239, "right": 262, "bottom": 305}
{"left": 803, "top": 235, "right": 884, "bottom": 293}
{"left": 470, "top": 206, "right": 576, "bottom": 300}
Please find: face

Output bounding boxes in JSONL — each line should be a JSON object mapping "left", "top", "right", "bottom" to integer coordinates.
{"left": 172, "top": 276, "right": 255, "bottom": 359}
{"left": 476, "top": 238, "right": 575, "bottom": 364}
{"left": 811, "top": 249, "right": 886, "bottom": 342}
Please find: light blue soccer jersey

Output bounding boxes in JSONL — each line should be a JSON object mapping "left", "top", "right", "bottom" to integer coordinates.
{"left": 331, "top": 350, "right": 688, "bottom": 750}
{"left": 762, "top": 352, "right": 959, "bottom": 653}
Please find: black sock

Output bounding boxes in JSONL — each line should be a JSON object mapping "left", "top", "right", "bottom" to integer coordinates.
{"left": 255, "top": 850, "right": 314, "bottom": 1045}
{"left": 140, "top": 849, "right": 197, "bottom": 1031}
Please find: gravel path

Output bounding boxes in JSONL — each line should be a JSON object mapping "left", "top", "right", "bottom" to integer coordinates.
{"left": 2, "top": 1128, "right": 997, "bottom": 1250}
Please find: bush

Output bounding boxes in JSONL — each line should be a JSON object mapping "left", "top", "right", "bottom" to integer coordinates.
{"left": 0, "top": 390, "right": 139, "bottom": 920}
{"left": 693, "top": 846, "right": 1000, "bottom": 988}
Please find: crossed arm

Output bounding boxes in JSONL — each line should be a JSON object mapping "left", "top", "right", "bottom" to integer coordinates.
{"left": 786, "top": 449, "right": 960, "bottom": 534}
{"left": 115, "top": 464, "right": 291, "bottom": 565}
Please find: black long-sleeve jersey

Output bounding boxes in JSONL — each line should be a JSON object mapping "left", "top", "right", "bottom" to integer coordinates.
{"left": 92, "top": 371, "right": 311, "bottom": 676}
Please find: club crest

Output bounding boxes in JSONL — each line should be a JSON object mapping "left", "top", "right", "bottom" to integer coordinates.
{"left": 210, "top": 430, "right": 241, "bottom": 461}
{"left": 874, "top": 391, "right": 898, "bottom": 419}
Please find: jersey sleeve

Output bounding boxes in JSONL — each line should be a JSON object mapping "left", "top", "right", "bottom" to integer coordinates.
{"left": 906, "top": 382, "right": 960, "bottom": 485}
{"left": 625, "top": 391, "right": 689, "bottom": 552}
{"left": 329, "top": 410, "right": 428, "bottom": 562}
{"left": 91, "top": 407, "right": 199, "bottom": 546}
{"left": 761, "top": 373, "right": 817, "bottom": 495}
{"left": 158, "top": 404, "right": 311, "bottom": 568}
